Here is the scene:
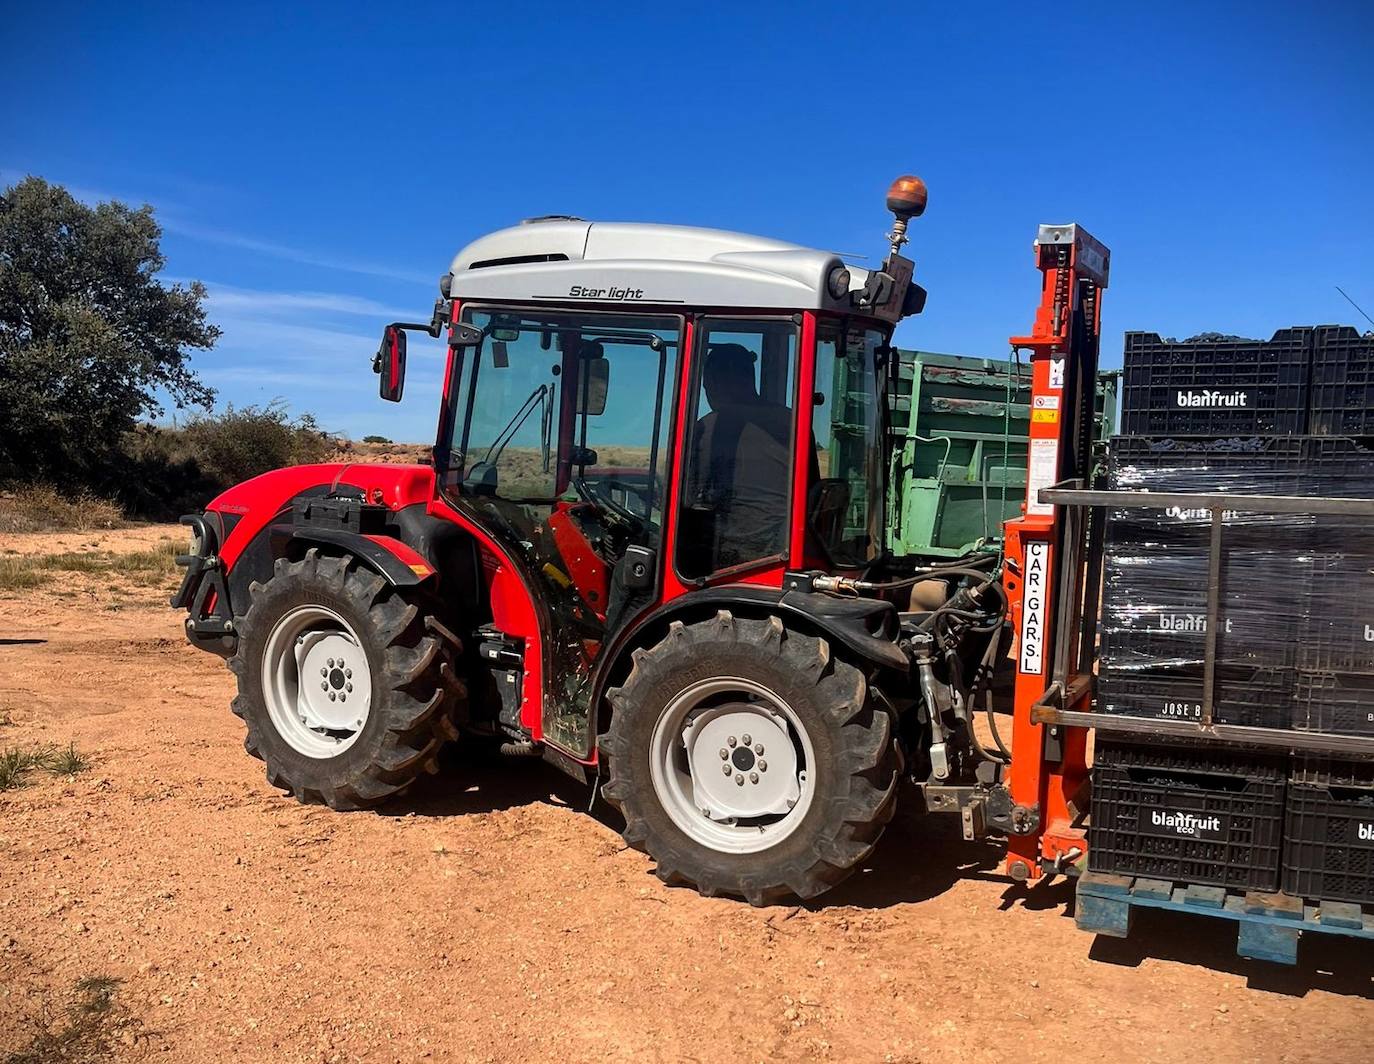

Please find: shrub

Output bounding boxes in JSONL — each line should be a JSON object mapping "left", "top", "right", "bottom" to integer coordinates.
{"left": 0, "top": 485, "right": 125, "bottom": 533}
{"left": 1, "top": 402, "right": 338, "bottom": 522}
{"left": 362, "top": 434, "right": 392, "bottom": 444}
{"left": 108, "top": 403, "right": 337, "bottom": 519}
{"left": 176, "top": 402, "right": 334, "bottom": 487}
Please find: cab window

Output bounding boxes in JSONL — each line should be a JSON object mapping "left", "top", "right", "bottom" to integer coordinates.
{"left": 809, "top": 322, "right": 885, "bottom": 568}
{"left": 677, "top": 318, "right": 797, "bottom": 579}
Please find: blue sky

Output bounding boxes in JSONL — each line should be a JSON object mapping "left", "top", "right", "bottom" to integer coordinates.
{"left": 3, "top": 1, "right": 1372, "bottom": 441}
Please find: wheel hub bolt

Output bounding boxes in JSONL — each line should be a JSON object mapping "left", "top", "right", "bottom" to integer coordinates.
{"left": 719, "top": 748, "right": 728, "bottom": 760}
{"left": 328, "top": 691, "right": 336, "bottom": 701}
{"left": 749, "top": 772, "right": 759, "bottom": 784}
{"left": 345, "top": 668, "right": 352, "bottom": 679}
{"left": 346, "top": 682, "right": 353, "bottom": 693}
{"left": 735, "top": 774, "right": 744, "bottom": 786}
{"left": 339, "top": 694, "right": 347, "bottom": 703}
{"left": 722, "top": 764, "right": 731, "bottom": 776}
{"left": 742, "top": 733, "right": 752, "bottom": 746}
{"left": 728, "top": 736, "right": 737, "bottom": 748}
{"left": 321, "top": 681, "right": 328, "bottom": 691}
{"left": 759, "top": 759, "right": 768, "bottom": 772}
{"left": 754, "top": 744, "right": 764, "bottom": 755}
{"left": 328, "top": 658, "right": 335, "bottom": 667}
{"left": 320, "top": 667, "right": 328, "bottom": 677}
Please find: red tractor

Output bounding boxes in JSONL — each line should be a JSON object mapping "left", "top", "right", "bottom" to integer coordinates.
{"left": 175, "top": 177, "right": 1034, "bottom": 904}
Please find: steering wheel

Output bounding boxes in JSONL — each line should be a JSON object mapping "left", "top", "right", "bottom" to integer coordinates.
{"left": 571, "top": 475, "right": 646, "bottom": 532}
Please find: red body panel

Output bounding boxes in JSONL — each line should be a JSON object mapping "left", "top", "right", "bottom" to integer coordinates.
{"left": 474, "top": 536, "right": 544, "bottom": 737}
{"left": 207, "top": 454, "right": 551, "bottom": 743}
{"left": 362, "top": 534, "right": 433, "bottom": 577}
{"left": 211, "top": 462, "right": 436, "bottom": 569}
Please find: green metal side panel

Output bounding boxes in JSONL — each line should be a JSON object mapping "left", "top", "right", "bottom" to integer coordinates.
{"left": 886, "top": 351, "right": 1118, "bottom": 560}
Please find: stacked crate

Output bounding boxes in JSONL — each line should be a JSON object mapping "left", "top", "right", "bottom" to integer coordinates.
{"left": 1283, "top": 757, "right": 1374, "bottom": 904}
{"left": 1287, "top": 328, "right": 1374, "bottom": 902}
{"left": 1097, "top": 436, "right": 1315, "bottom": 731}
{"left": 1089, "top": 326, "right": 1374, "bottom": 898}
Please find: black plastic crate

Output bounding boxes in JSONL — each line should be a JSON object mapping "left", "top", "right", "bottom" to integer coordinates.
{"left": 1088, "top": 739, "right": 1286, "bottom": 890}
{"left": 1105, "top": 435, "right": 1374, "bottom": 550}
{"left": 1101, "top": 547, "right": 1295, "bottom": 668}
{"left": 1309, "top": 326, "right": 1374, "bottom": 437}
{"left": 1107, "top": 436, "right": 1314, "bottom": 550}
{"left": 1298, "top": 554, "right": 1374, "bottom": 674}
{"left": 1282, "top": 757, "right": 1374, "bottom": 904}
{"left": 1097, "top": 664, "right": 1293, "bottom": 729}
{"left": 1120, "top": 330, "right": 1313, "bottom": 436}
{"left": 1293, "top": 670, "right": 1374, "bottom": 736}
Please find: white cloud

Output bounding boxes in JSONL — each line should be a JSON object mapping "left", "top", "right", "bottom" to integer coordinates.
{"left": 160, "top": 217, "right": 436, "bottom": 285}
{"left": 198, "top": 280, "right": 419, "bottom": 322}
{"left": 3, "top": 164, "right": 433, "bottom": 286}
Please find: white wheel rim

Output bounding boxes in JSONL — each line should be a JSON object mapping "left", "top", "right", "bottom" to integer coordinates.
{"left": 648, "top": 677, "right": 816, "bottom": 854}
{"left": 261, "top": 604, "right": 373, "bottom": 759}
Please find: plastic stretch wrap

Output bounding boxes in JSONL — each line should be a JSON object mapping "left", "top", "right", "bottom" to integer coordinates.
{"left": 1099, "top": 437, "right": 1374, "bottom": 732}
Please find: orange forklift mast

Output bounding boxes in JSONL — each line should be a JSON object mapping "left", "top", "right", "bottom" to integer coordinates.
{"left": 1002, "top": 224, "right": 1110, "bottom": 881}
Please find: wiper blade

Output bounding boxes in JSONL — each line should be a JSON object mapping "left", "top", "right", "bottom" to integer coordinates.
{"left": 484, "top": 384, "right": 551, "bottom": 467}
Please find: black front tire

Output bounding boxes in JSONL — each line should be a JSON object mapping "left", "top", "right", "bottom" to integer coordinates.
{"left": 227, "top": 550, "right": 461, "bottom": 810}
{"left": 601, "top": 611, "right": 900, "bottom": 905}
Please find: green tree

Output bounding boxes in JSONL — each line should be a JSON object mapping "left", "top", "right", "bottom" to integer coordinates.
{"left": 0, "top": 176, "right": 219, "bottom": 487}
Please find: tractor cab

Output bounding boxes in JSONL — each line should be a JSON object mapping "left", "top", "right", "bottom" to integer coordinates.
{"left": 388, "top": 186, "right": 929, "bottom": 754}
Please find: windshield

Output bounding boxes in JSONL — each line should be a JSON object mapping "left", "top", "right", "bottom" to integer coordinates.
{"left": 811, "top": 321, "right": 887, "bottom": 568}
{"left": 449, "top": 308, "right": 679, "bottom": 519}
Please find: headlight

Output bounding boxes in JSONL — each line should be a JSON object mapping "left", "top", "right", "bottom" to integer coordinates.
{"left": 827, "top": 265, "right": 852, "bottom": 300}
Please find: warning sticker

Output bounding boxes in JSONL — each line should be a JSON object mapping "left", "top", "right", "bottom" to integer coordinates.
{"left": 1026, "top": 438, "right": 1059, "bottom": 516}
{"left": 1019, "top": 541, "right": 1050, "bottom": 675}
{"left": 1049, "top": 357, "right": 1065, "bottom": 390}
{"left": 1031, "top": 408, "right": 1059, "bottom": 424}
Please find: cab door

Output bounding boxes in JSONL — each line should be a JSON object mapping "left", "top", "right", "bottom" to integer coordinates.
{"left": 671, "top": 316, "right": 802, "bottom": 585}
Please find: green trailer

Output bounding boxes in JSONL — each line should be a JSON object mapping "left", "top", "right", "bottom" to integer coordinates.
{"left": 885, "top": 349, "right": 1118, "bottom": 560}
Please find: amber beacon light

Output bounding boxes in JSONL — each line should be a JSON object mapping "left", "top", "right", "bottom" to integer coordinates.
{"left": 885, "top": 174, "right": 927, "bottom": 253}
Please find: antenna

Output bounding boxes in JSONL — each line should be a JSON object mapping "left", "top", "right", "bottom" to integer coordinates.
{"left": 1336, "top": 285, "right": 1374, "bottom": 330}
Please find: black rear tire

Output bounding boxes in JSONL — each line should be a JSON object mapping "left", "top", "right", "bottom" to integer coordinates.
{"left": 600, "top": 611, "right": 899, "bottom": 905}
{"left": 228, "top": 550, "right": 461, "bottom": 810}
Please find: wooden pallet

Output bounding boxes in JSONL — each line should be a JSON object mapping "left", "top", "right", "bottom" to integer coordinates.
{"left": 1076, "top": 871, "right": 1374, "bottom": 965}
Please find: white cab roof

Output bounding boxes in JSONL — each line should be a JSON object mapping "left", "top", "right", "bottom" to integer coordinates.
{"left": 447, "top": 219, "right": 867, "bottom": 312}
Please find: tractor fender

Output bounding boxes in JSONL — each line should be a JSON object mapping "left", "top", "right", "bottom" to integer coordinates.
{"left": 271, "top": 525, "right": 438, "bottom": 587}
{"left": 588, "top": 585, "right": 907, "bottom": 753}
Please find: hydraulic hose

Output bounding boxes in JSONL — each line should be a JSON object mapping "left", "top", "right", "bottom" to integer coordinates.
{"left": 827, "top": 562, "right": 999, "bottom": 595}
{"left": 978, "top": 626, "right": 1013, "bottom": 761}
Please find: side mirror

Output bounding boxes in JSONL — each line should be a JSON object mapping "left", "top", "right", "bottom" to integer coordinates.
{"left": 375, "top": 324, "right": 407, "bottom": 403}
{"left": 577, "top": 356, "right": 610, "bottom": 416}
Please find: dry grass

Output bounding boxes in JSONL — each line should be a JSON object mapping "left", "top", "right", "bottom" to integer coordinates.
{"left": 0, "top": 486, "right": 125, "bottom": 534}
{"left": 0, "top": 563, "right": 47, "bottom": 592}
{"left": 3, "top": 974, "right": 142, "bottom": 1064}
{"left": 0, "top": 539, "right": 180, "bottom": 592}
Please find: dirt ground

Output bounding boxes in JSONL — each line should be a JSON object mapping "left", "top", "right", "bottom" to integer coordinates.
{"left": 1, "top": 525, "right": 1371, "bottom": 1064}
